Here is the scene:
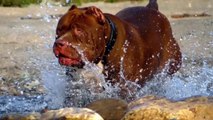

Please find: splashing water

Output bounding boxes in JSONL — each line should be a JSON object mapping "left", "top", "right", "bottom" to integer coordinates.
{"left": 119, "top": 40, "right": 129, "bottom": 81}
{"left": 62, "top": 45, "right": 122, "bottom": 107}
{"left": 137, "top": 58, "right": 213, "bottom": 100}
{"left": 60, "top": 39, "right": 213, "bottom": 106}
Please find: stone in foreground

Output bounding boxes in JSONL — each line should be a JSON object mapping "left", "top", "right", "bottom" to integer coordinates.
{"left": 0, "top": 112, "right": 41, "bottom": 120}
{"left": 122, "top": 96, "right": 213, "bottom": 120}
{"left": 87, "top": 98, "right": 128, "bottom": 120}
{"left": 41, "top": 107, "right": 104, "bottom": 120}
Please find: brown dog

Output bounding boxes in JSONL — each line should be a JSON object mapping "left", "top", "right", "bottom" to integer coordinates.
{"left": 53, "top": 0, "right": 181, "bottom": 86}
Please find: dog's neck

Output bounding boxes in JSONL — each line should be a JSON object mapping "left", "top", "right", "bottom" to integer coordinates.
{"left": 102, "top": 16, "right": 117, "bottom": 65}
{"left": 104, "top": 16, "right": 117, "bottom": 56}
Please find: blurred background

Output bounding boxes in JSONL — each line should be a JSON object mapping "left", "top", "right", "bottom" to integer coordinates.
{"left": 0, "top": 0, "right": 145, "bottom": 6}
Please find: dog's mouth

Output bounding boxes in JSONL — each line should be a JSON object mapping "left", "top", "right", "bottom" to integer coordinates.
{"left": 59, "top": 55, "right": 79, "bottom": 65}
{"left": 54, "top": 51, "right": 84, "bottom": 68}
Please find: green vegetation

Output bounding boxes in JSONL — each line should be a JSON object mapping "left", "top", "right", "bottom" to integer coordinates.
{"left": 71, "top": 0, "right": 144, "bottom": 5}
{"left": 0, "top": 0, "right": 144, "bottom": 7}
{"left": 0, "top": 0, "right": 42, "bottom": 7}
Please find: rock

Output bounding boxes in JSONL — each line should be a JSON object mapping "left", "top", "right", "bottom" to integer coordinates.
{"left": 0, "top": 112, "right": 41, "bottom": 120}
{"left": 87, "top": 98, "right": 128, "bottom": 120}
{"left": 122, "top": 96, "right": 213, "bottom": 120}
{"left": 1, "top": 96, "right": 212, "bottom": 120}
{"left": 40, "top": 107, "right": 104, "bottom": 120}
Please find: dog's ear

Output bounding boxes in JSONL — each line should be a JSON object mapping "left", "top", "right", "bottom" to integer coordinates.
{"left": 85, "top": 6, "right": 106, "bottom": 25}
{"left": 69, "top": 5, "right": 77, "bottom": 11}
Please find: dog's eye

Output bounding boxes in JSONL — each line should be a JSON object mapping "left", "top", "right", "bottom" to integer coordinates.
{"left": 74, "top": 28, "right": 84, "bottom": 37}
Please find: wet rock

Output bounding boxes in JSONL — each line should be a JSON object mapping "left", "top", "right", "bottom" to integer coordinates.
{"left": 122, "top": 96, "right": 213, "bottom": 120}
{"left": 87, "top": 98, "right": 128, "bottom": 120}
{"left": 1, "top": 96, "right": 212, "bottom": 120}
{"left": 0, "top": 107, "right": 104, "bottom": 120}
{"left": 41, "top": 107, "right": 104, "bottom": 120}
{"left": 0, "top": 112, "right": 41, "bottom": 120}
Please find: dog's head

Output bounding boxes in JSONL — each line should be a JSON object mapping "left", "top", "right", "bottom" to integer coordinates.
{"left": 53, "top": 5, "right": 108, "bottom": 67}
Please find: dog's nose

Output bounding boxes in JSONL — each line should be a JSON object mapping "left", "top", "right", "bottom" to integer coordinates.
{"left": 53, "top": 40, "right": 68, "bottom": 58}
{"left": 54, "top": 40, "right": 68, "bottom": 48}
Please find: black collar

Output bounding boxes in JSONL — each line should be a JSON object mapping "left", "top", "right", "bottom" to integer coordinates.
{"left": 104, "top": 16, "right": 117, "bottom": 57}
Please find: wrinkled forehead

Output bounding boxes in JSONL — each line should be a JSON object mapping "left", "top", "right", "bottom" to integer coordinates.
{"left": 58, "top": 8, "right": 95, "bottom": 27}
{"left": 58, "top": 10, "right": 83, "bottom": 24}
